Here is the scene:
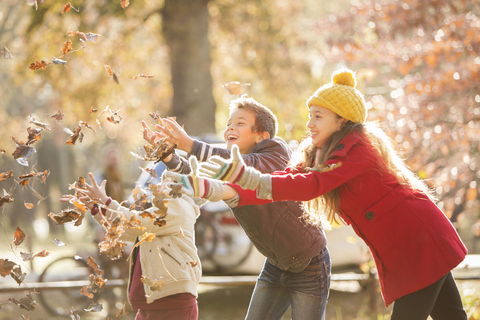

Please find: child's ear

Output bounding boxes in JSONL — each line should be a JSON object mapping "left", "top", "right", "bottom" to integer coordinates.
{"left": 256, "top": 131, "right": 270, "bottom": 143}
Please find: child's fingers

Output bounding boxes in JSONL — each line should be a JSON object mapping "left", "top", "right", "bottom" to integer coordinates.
{"left": 162, "top": 170, "right": 182, "bottom": 182}
{"left": 209, "top": 156, "right": 229, "bottom": 167}
{"left": 163, "top": 118, "right": 183, "bottom": 131}
{"left": 231, "top": 145, "right": 242, "bottom": 162}
{"left": 197, "top": 166, "right": 218, "bottom": 179}
{"left": 88, "top": 172, "right": 98, "bottom": 187}
{"left": 189, "top": 156, "right": 199, "bottom": 173}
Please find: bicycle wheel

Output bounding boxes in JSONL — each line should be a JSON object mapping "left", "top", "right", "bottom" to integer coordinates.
{"left": 38, "top": 256, "right": 92, "bottom": 316}
{"left": 210, "top": 224, "right": 254, "bottom": 270}
{"left": 195, "top": 215, "right": 218, "bottom": 261}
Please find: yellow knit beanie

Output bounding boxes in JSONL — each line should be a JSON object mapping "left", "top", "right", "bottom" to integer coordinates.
{"left": 306, "top": 68, "right": 366, "bottom": 124}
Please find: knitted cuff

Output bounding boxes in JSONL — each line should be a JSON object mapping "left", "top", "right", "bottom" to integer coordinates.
{"left": 92, "top": 197, "right": 112, "bottom": 216}
{"left": 237, "top": 166, "right": 261, "bottom": 190}
{"left": 257, "top": 174, "right": 273, "bottom": 200}
{"left": 205, "top": 179, "right": 224, "bottom": 202}
{"left": 223, "top": 193, "right": 240, "bottom": 208}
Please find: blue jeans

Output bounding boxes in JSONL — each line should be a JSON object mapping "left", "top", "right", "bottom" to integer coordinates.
{"left": 245, "top": 247, "right": 331, "bottom": 320}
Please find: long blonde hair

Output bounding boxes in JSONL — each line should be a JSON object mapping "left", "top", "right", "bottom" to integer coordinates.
{"left": 289, "top": 120, "right": 434, "bottom": 226}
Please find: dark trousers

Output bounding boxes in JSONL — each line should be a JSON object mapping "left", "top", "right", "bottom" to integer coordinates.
{"left": 391, "top": 272, "right": 467, "bottom": 320}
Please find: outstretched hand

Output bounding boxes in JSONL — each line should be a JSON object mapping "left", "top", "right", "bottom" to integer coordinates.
{"left": 162, "top": 157, "right": 224, "bottom": 201}
{"left": 60, "top": 172, "right": 109, "bottom": 207}
{"left": 197, "top": 145, "right": 245, "bottom": 183}
{"left": 142, "top": 120, "right": 163, "bottom": 145}
{"left": 155, "top": 118, "right": 194, "bottom": 154}
{"left": 197, "top": 145, "right": 262, "bottom": 191}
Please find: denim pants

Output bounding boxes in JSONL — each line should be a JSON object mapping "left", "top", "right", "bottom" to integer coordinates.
{"left": 245, "top": 247, "right": 331, "bottom": 320}
{"left": 391, "top": 272, "right": 467, "bottom": 320}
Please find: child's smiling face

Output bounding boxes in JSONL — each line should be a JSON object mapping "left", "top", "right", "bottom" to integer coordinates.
{"left": 223, "top": 108, "right": 265, "bottom": 154}
{"left": 307, "top": 105, "right": 346, "bottom": 149}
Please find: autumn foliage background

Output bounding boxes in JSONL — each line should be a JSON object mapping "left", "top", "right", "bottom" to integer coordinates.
{"left": 1, "top": 0, "right": 480, "bottom": 318}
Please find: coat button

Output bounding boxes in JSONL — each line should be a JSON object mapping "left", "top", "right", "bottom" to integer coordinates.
{"left": 336, "top": 144, "right": 344, "bottom": 150}
{"left": 365, "top": 211, "right": 374, "bottom": 220}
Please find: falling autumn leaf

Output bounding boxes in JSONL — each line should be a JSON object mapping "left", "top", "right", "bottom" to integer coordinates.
{"left": 67, "top": 30, "right": 101, "bottom": 47}
{"left": 141, "top": 274, "right": 166, "bottom": 292}
{"left": 29, "top": 117, "right": 51, "bottom": 131}
{"left": 24, "top": 202, "right": 34, "bottom": 209}
{"left": 13, "top": 226, "right": 26, "bottom": 246}
{"left": 8, "top": 291, "right": 38, "bottom": 311}
{"left": 61, "top": 39, "right": 73, "bottom": 57}
{"left": 64, "top": 125, "right": 83, "bottom": 145}
{"left": 1, "top": 46, "right": 13, "bottom": 60}
{"left": 0, "top": 170, "right": 14, "bottom": 183}
{"left": 133, "top": 73, "right": 154, "bottom": 80}
{"left": 222, "top": 81, "right": 251, "bottom": 96}
{"left": 84, "top": 302, "right": 103, "bottom": 312}
{"left": 11, "top": 136, "right": 36, "bottom": 166}
{"left": 0, "top": 189, "right": 14, "bottom": 207}
{"left": 120, "top": 0, "right": 130, "bottom": 9}
{"left": 62, "top": 3, "right": 71, "bottom": 13}
{"left": 0, "top": 259, "right": 17, "bottom": 277}
{"left": 53, "top": 238, "right": 68, "bottom": 246}
{"left": 20, "top": 250, "right": 49, "bottom": 261}
{"left": 29, "top": 60, "right": 49, "bottom": 71}
{"left": 62, "top": 3, "right": 79, "bottom": 14}
{"left": 11, "top": 265, "right": 26, "bottom": 285}
{"left": 104, "top": 65, "right": 119, "bottom": 84}
{"left": 51, "top": 110, "right": 64, "bottom": 121}
{"left": 25, "top": 0, "right": 38, "bottom": 10}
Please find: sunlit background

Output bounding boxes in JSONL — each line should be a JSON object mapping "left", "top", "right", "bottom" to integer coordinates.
{"left": 1, "top": 0, "right": 480, "bottom": 319}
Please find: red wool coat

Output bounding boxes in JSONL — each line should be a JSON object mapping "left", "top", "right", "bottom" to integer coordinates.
{"left": 232, "top": 131, "right": 467, "bottom": 306}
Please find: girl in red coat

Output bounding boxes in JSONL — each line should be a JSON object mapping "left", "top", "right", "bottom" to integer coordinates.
{"left": 173, "top": 68, "right": 468, "bottom": 320}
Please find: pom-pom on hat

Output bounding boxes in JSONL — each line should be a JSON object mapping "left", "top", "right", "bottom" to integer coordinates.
{"left": 307, "top": 68, "right": 367, "bottom": 124}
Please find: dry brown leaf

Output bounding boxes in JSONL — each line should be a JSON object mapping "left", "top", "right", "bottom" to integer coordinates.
{"left": 13, "top": 226, "right": 26, "bottom": 246}
{"left": 133, "top": 232, "right": 156, "bottom": 249}
{"left": 222, "top": 81, "right": 251, "bottom": 95}
{"left": 61, "top": 39, "right": 73, "bottom": 57}
{"left": 50, "top": 110, "right": 64, "bottom": 121}
{"left": 120, "top": 0, "right": 130, "bottom": 9}
{"left": 48, "top": 208, "right": 84, "bottom": 225}
{"left": 80, "top": 285, "right": 94, "bottom": 298}
{"left": 104, "top": 65, "right": 119, "bottom": 84}
{"left": 11, "top": 265, "right": 26, "bottom": 285}
{"left": 87, "top": 257, "right": 104, "bottom": 275}
{"left": 0, "top": 259, "right": 17, "bottom": 277}
{"left": 0, "top": 170, "right": 14, "bottom": 183}
{"left": 29, "top": 117, "right": 51, "bottom": 131}
{"left": 53, "top": 238, "right": 67, "bottom": 246}
{"left": 140, "top": 274, "right": 166, "bottom": 292}
{"left": 25, "top": 0, "right": 38, "bottom": 10}
{"left": 29, "top": 60, "right": 49, "bottom": 71}
{"left": 1, "top": 46, "right": 13, "bottom": 60}
{"left": 62, "top": 3, "right": 79, "bottom": 14}
{"left": 0, "top": 189, "right": 14, "bottom": 207}
{"left": 8, "top": 291, "right": 38, "bottom": 311}
{"left": 65, "top": 125, "right": 82, "bottom": 145}
{"left": 24, "top": 202, "right": 34, "bottom": 209}
{"left": 133, "top": 73, "right": 154, "bottom": 80}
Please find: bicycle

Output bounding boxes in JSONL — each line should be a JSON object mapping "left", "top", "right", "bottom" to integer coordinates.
{"left": 37, "top": 247, "right": 129, "bottom": 317}
{"left": 195, "top": 201, "right": 253, "bottom": 271}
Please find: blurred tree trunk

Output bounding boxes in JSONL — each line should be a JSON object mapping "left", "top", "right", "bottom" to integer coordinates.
{"left": 161, "top": 0, "right": 217, "bottom": 136}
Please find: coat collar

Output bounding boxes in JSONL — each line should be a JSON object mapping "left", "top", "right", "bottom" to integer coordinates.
{"left": 329, "top": 131, "right": 365, "bottom": 158}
